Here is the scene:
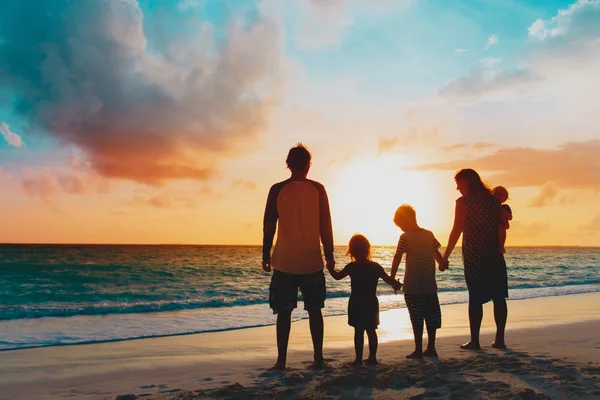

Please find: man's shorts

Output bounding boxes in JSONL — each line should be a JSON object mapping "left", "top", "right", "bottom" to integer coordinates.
{"left": 269, "top": 270, "right": 326, "bottom": 314}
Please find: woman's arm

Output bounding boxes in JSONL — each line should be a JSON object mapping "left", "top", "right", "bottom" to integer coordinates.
{"left": 443, "top": 200, "right": 467, "bottom": 260}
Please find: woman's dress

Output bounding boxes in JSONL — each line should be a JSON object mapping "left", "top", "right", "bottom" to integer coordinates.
{"left": 459, "top": 191, "right": 508, "bottom": 304}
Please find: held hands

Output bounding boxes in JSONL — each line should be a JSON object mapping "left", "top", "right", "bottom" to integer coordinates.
{"left": 438, "top": 258, "right": 449, "bottom": 272}
{"left": 392, "top": 279, "right": 403, "bottom": 295}
{"left": 325, "top": 258, "right": 335, "bottom": 271}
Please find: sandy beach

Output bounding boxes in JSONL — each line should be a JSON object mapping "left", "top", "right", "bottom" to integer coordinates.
{"left": 1, "top": 292, "right": 599, "bottom": 399}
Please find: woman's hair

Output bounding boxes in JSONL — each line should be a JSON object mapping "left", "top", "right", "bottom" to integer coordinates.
{"left": 286, "top": 143, "right": 311, "bottom": 171}
{"left": 393, "top": 204, "right": 417, "bottom": 227}
{"left": 454, "top": 168, "right": 491, "bottom": 194}
{"left": 347, "top": 234, "right": 371, "bottom": 261}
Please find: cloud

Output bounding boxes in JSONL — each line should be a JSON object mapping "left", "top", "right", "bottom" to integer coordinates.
{"left": 18, "top": 167, "right": 114, "bottom": 202}
{"left": 177, "top": 0, "right": 203, "bottom": 10}
{"left": 21, "top": 170, "right": 60, "bottom": 202}
{"left": 0, "top": 0, "right": 281, "bottom": 185}
{"left": 378, "top": 137, "right": 399, "bottom": 153}
{"left": 528, "top": 0, "right": 600, "bottom": 41}
{"left": 529, "top": 182, "right": 559, "bottom": 207}
{"left": 20, "top": 169, "right": 92, "bottom": 201}
{"left": 478, "top": 57, "right": 502, "bottom": 69}
{"left": 580, "top": 214, "right": 600, "bottom": 231}
{"left": 455, "top": 48, "right": 470, "bottom": 54}
{"left": 133, "top": 189, "right": 197, "bottom": 209}
{"left": 484, "top": 34, "right": 499, "bottom": 50}
{"left": 439, "top": 68, "right": 541, "bottom": 102}
{"left": 432, "top": 1, "right": 600, "bottom": 108}
{"left": 510, "top": 221, "right": 550, "bottom": 237}
{"left": 0, "top": 122, "right": 24, "bottom": 147}
{"left": 232, "top": 179, "right": 257, "bottom": 190}
{"left": 275, "top": 0, "right": 414, "bottom": 51}
{"left": 442, "top": 142, "right": 497, "bottom": 152}
{"left": 0, "top": 167, "right": 12, "bottom": 184}
{"left": 417, "top": 139, "right": 600, "bottom": 190}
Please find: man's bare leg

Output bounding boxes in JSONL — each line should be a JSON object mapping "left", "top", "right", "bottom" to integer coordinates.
{"left": 269, "top": 310, "right": 292, "bottom": 370}
{"left": 308, "top": 308, "right": 324, "bottom": 368}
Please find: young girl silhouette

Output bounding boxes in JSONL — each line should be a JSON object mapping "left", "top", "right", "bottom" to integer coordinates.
{"left": 327, "top": 234, "right": 402, "bottom": 365}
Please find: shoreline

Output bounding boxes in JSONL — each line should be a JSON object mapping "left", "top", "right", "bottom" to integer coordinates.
{"left": 0, "top": 292, "right": 599, "bottom": 399}
{"left": 3, "top": 286, "right": 599, "bottom": 353}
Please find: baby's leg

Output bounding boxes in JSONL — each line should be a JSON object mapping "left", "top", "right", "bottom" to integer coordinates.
{"left": 365, "top": 329, "right": 378, "bottom": 364}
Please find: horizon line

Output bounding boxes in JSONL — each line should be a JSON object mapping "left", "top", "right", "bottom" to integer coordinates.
{"left": 0, "top": 243, "right": 598, "bottom": 248}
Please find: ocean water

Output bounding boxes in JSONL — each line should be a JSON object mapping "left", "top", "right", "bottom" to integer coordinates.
{"left": 0, "top": 245, "right": 599, "bottom": 351}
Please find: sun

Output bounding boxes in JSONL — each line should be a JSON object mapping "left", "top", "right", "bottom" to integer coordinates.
{"left": 328, "top": 156, "right": 441, "bottom": 245}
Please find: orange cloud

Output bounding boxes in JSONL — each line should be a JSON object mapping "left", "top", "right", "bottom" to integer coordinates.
{"left": 529, "top": 182, "right": 559, "bottom": 207}
{"left": 418, "top": 139, "right": 600, "bottom": 189}
{"left": 232, "top": 179, "right": 257, "bottom": 190}
{"left": 442, "top": 142, "right": 497, "bottom": 152}
{"left": 0, "top": 1, "right": 282, "bottom": 185}
{"left": 510, "top": 221, "right": 550, "bottom": 238}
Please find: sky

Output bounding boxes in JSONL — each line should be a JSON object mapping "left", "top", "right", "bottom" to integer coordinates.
{"left": 0, "top": 0, "right": 599, "bottom": 246}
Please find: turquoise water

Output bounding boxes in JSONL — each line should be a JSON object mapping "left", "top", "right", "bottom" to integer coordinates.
{"left": 0, "top": 245, "right": 598, "bottom": 350}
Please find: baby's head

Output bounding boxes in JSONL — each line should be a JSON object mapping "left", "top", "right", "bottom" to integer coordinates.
{"left": 347, "top": 234, "right": 371, "bottom": 261}
{"left": 492, "top": 186, "right": 509, "bottom": 204}
{"left": 393, "top": 204, "right": 418, "bottom": 232}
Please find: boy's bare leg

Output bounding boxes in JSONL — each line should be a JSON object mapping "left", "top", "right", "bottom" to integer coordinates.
{"left": 423, "top": 326, "right": 438, "bottom": 357}
{"left": 491, "top": 298, "right": 507, "bottom": 349}
{"left": 270, "top": 310, "right": 292, "bottom": 370}
{"left": 365, "top": 329, "right": 378, "bottom": 364}
{"left": 352, "top": 327, "right": 364, "bottom": 365}
{"left": 308, "top": 308, "right": 325, "bottom": 368}
{"left": 461, "top": 302, "right": 482, "bottom": 350}
{"left": 406, "top": 319, "right": 424, "bottom": 359}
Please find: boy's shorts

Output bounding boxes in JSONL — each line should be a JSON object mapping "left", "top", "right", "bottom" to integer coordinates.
{"left": 404, "top": 292, "right": 442, "bottom": 330}
{"left": 269, "top": 270, "right": 326, "bottom": 314}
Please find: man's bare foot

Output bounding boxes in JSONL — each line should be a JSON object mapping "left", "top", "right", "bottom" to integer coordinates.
{"left": 460, "top": 342, "right": 481, "bottom": 350}
{"left": 423, "top": 348, "right": 438, "bottom": 358}
{"left": 268, "top": 361, "right": 286, "bottom": 371}
{"left": 491, "top": 341, "right": 507, "bottom": 349}
{"left": 405, "top": 350, "right": 423, "bottom": 359}
{"left": 365, "top": 358, "right": 378, "bottom": 365}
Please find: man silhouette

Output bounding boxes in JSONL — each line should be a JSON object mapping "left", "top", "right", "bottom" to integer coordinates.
{"left": 262, "top": 143, "right": 335, "bottom": 370}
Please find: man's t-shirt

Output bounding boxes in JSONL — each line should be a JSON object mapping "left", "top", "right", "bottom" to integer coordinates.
{"left": 263, "top": 179, "right": 333, "bottom": 274}
{"left": 395, "top": 229, "right": 441, "bottom": 294}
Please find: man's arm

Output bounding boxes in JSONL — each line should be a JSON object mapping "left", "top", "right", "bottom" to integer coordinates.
{"left": 317, "top": 184, "right": 335, "bottom": 263}
{"left": 262, "top": 185, "right": 279, "bottom": 271}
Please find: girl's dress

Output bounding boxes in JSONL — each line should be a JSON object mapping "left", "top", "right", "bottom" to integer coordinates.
{"left": 344, "top": 260, "right": 385, "bottom": 329}
{"left": 460, "top": 191, "right": 509, "bottom": 304}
